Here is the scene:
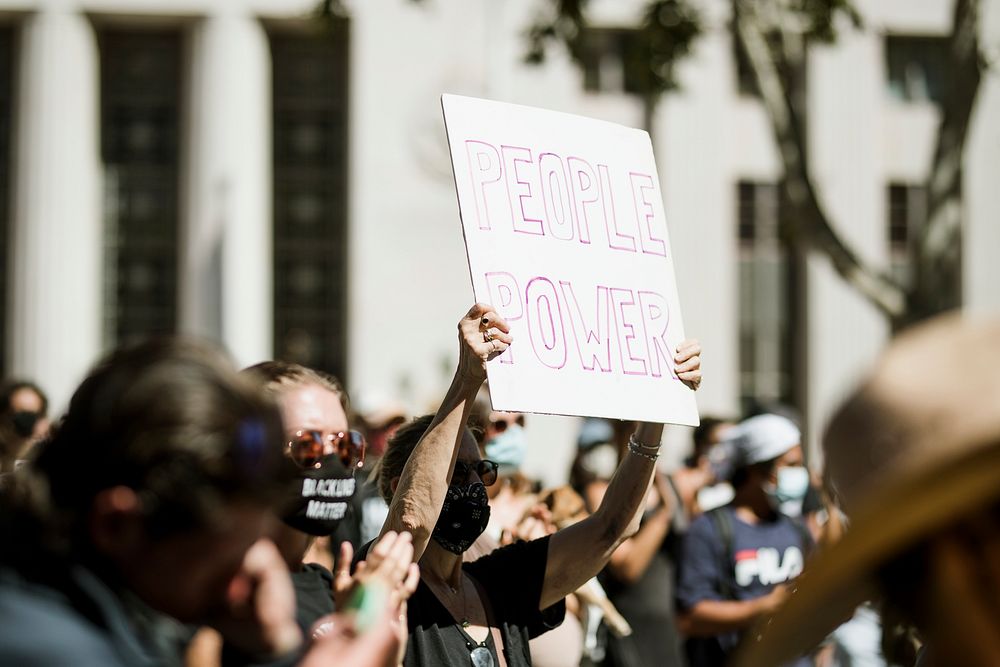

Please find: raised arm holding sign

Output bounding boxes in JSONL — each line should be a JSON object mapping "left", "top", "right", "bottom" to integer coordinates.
{"left": 361, "top": 96, "right": 703, "bottom": 667}
{"left": 442, "top": 94, "right": 699, "bottom": 426}
{"left": 373, "top": 302, "right": 700, "bottom": 667}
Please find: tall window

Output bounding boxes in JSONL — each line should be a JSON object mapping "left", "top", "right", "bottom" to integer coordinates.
{"left": 737, "top": 181, "right": 800, "bottom": 416}
{"left": 886, "top": 35, "right": 948, "bottom": 105}
{"left": 578, "top": 28, "right": 646, "bottom": 95}
{"left": 0, "top": 26, "right": 13, "bottom": 375}
{"left": 99, "top": 29, "right": 182, "bottom": 346}
{"left": 887, "top": 183, "right": 927, "bottom": 284}
{"left": 270, "top": 24, "right": 349, "bottom": 379}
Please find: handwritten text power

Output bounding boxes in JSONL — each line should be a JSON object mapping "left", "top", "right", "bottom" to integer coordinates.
{"left": 466, "top": 141, "right": 667, "bottom": 256}
{"left": 485, "top": 271, "right": 679, "bottom": 380}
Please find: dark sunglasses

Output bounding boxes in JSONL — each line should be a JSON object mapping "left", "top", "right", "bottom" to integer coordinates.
{"left": 286, "top": 429, "right": 365, "bottom": 470}
{"left": 489, "top": 414, "right": 525, "bottom": 433}
{"left": 451, "top": 459, "right": 499, "bottom": 487}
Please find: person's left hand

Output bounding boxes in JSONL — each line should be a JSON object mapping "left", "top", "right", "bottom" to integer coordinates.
{"left": 332, "top": 532, "right": 420, "bottom": 611}
{"left": 211, "top": 538, "right": 302, "bottom": 659}
{"left": 675, "top": 339, "right": 702, "bottom": 391}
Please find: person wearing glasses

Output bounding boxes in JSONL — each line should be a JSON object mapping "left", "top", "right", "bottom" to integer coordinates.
{"left": 361, "top": 304, "right": 703, "bottom": 667}
{"left": 192, "top": 361, "right": 420, "bottom": 667}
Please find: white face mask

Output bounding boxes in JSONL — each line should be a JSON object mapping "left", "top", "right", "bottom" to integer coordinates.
{"left": 765, "top": 465, "right": 810, "bottom": 514}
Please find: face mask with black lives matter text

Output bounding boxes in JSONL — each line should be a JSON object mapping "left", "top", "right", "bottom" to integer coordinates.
{"left": 282, "top": 453, "right": 358, "bottom": 536}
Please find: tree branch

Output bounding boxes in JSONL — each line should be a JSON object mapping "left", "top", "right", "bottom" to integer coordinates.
{"left": 911, "top": 0, "right": 983, "bottom": 319}
{"left": 734, "top": 0, "right": 906, "bottom": 320}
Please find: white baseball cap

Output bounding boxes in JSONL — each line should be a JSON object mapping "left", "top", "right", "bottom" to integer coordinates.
{"left": 723, "top": 413, "right": 801, "bottom": 471}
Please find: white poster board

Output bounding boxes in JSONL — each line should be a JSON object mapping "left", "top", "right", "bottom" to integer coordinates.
{"left": 442, "top": 94, "right": 698, "bottom": 426}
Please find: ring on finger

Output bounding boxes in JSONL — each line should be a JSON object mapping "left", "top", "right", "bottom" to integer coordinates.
{"left": 483, "top": 329, "right": 493, "bottom": 342}
{"left": 490, "top": 339, "right": 497, "bottom": 353}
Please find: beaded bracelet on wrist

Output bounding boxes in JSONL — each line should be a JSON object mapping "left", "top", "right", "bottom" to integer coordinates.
{"left": 627, "top": 439, "right": 660, "bottom": 461}
{"left": 628, "top": 433, "right": 661, "bottom": 451}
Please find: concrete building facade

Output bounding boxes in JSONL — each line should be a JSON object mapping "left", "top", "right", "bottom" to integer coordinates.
{"left": 0, "top": 0, "right": 996, "bottom": 484}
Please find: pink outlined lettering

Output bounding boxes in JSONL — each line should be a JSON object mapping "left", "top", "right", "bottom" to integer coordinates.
{"left": 465, "top": 140, "right": 502, "bottom": 231}
{"left": 610, "top": 288, "right": 648, "bottom": 376}
{"left": 629, "top": 172, "right": 667, "bottom": 256}
{"left": 598, "top": 164, "right": 636, "bottom": 253}
{"left": 637, "top": 291, "right": 677, "bottom": 379}
{"left": 567, "top": 157, "right": 596, "bottom": 245}
{"left": 501, "top": 145, "right": 544, "bottom": 236}
{"left": 538, "top": 153, "right": 575, "bottom": 241}
{"left": 559, "top": 281, "right": 612, "bottom": 373}
{"left": 525, "top": 277, "right": 567, "bottom": 370}
{"left": 485, "top": 271, "right": 523, "bottom": 365}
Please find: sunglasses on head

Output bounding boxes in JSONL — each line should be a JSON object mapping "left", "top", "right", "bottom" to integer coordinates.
{"left": 489, "top": 414, "right": 525, "bottom": 433}
{"left": 451, "top": 459, "right": 499, "bottom": 487}
{"left": 286, "top": 429, "right": 366, "bottom": 470}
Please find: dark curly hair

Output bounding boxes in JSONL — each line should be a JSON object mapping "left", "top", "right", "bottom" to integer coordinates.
{"left": 0, "top": 338, "right": 294, "bottom": 572}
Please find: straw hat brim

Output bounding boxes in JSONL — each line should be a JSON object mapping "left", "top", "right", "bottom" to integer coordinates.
{"left": 734, "top": 443, "right": 1000, "bottom": 666}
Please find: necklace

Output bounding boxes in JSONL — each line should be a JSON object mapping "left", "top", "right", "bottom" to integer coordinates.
{"left": 426, "top": 571, "right": 471, "bottom": 628}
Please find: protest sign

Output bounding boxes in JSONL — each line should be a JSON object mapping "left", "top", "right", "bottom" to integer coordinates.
{"left": 442, "top": 94, "right": 698, "bottom": 425}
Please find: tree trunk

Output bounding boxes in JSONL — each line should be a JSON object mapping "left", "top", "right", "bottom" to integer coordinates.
{"left": 903, "top": 0, "right": 984, "bottom": 330}
{"left": 733, "top": 0, "right": 907, "bottom": 324}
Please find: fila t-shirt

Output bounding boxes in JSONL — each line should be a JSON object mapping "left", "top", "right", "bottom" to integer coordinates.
{"left": 676, "top": 506, "right": 810, "bottom": 667}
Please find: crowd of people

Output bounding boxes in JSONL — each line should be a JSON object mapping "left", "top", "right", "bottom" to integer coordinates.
{"left": 0, "top": 305, "right": 997, "bottom": 667}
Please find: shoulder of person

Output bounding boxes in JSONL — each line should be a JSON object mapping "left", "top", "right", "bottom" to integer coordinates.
{"left": 351, "top": 538, "right": 376, "bottom": 572}
{"left": 0, "top": 575, "right": 128, "bottom": 665}
{"left": 300, "top": 562, "right": 335, "bottom": 585}
{"left": 686, "top": 509, "right": 724, "bottom": 540}
{"left": 465, "top": 534, "right": 551, "bottom": 575}
{"left": 778, "top": 514, "right": 814, "bottom": 549}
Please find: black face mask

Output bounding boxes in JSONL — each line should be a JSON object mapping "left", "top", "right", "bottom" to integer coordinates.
{"left": 11, "top": 411, "right": 40, "bottom": 439}
{"left": 282, "top": 453, "right": 357, "bottom": 536}
{"left": 431, "top": 482, "right": 491, "bottom": 554}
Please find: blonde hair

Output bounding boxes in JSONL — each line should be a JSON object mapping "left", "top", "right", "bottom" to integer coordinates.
{"left": 243, "top": 360, "right": 350, "bottom": 415}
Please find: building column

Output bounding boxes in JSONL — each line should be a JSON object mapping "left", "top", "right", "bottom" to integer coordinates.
{"left": 182, "top": 11, "right": 271, "bottom": 366}
{"left": 9, "top": 9, "right": 102, "bottom": 411}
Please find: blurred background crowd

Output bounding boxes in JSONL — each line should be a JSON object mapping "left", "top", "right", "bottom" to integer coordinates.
{"left": 0, "top": 0, "right": 998, "bottom": 665}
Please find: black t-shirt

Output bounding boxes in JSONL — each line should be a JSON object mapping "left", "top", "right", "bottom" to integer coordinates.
{"left": 599, "top": 504, "right": 686, "bottom": 667}
{"left": 222, "top": 563, "right": 334, "bottom": 667}
{"left": 357, "top": 536, "right": 565, "bottom": 667}
{"left": 290, "top": 563, "right": 336, "bottom": 632}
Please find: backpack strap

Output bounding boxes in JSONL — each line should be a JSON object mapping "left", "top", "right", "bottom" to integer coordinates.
{"left": 707, "top": 507, "right": 735, "bottom": 601}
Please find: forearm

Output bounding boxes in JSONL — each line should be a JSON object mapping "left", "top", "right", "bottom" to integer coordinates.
{"left": 380, "top": 372, "right": 479, "bottom": 557}
{"left": 678, "top": 598, "right": 768, "bottom": 636}
{"left": 540, "top": 423, "right": 661, "bottom": 608}
{"left": 606, "top": 504, "right": 670, "bottom": 584}
{"left": 593, "top": 422, "right": 663, "bottom": 545}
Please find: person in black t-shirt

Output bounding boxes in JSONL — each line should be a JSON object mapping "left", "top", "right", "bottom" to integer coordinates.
{"left": 192, "top": 362, "right": 420, "bottom": 667}
{"left": 363, "top": 304, "right": 703, "bottom": 667}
